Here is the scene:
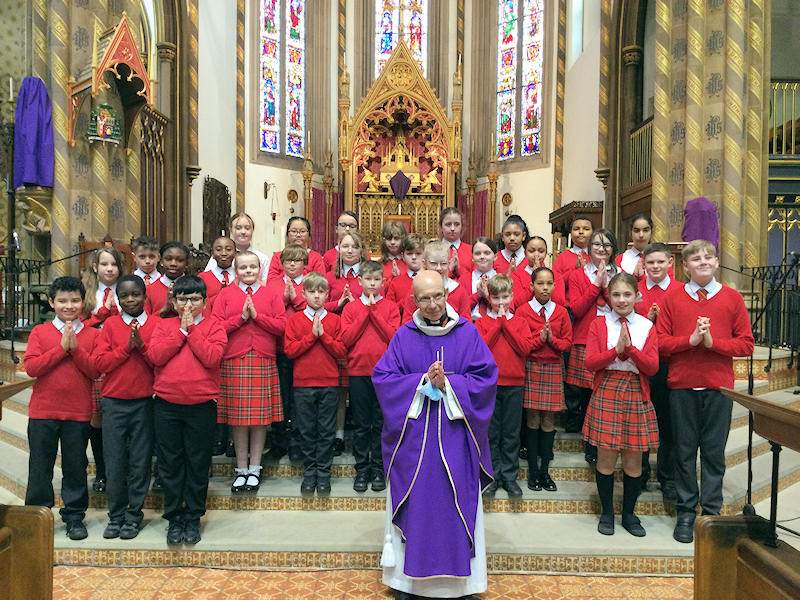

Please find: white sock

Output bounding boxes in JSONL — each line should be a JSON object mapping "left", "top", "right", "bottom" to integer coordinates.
{"left": 336, "top": 430, "right": 344, "bottom": 439}
{"left": 248, "top": 464, "right": 262, "bottom": 475}
{"left": 235, "top": 467, "right": 248, "bottom": 475}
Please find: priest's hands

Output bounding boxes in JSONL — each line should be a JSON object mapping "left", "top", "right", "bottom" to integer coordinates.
{"left": 427, "top": 360, "right": 446, "bottom": 390}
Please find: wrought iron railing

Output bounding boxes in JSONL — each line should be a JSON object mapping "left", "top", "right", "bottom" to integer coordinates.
{"left": 629, "top": 118, "right": 653, "bottom": 187}
{"left": 769, "top": 79, "right": 800, "bottom": 156}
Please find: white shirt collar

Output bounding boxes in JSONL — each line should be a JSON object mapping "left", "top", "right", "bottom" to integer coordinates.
{"left": 95, "top": 282, "right": 120, "bottom": 313}
{"left": 388, "top": 254, "right": 402, "bottom": 261}
{"left": 52, "top": 316, "right": 84, "bottom": 334}
{"left": 122, "top": 311, "right": 148, "bottom": 326}
{"left": 646, "top": 275, "right": 671, "bottom": 290}
{"left": 304, "top": 306, "right": 327, "bottom": 321}
{"left": 360, "top": 293, "right": 383, "bottom": 304}
{"left": 443, "top": 277, "right": 459, "bottom": 292}
{"left": 238, "top": 281, "right": 261, "bottom": 294}
{"left": 407, "top": 269, "right": 420, "bottom": 278}
{"left": 485, "top": 310, "right": 512, "bottom": 320}
{"left": 501, "top": 247, "right": 525, "bottom": 264}
{"left": 529, "top": 298, "right": 555, "bottom": 319}
{"left": 211, "top": 263, "right": 236, "bottom": 282}
{"left": 160, "top": 275, "right": 175, "bottom": 287}
{"left": 134, "top": 268, "right": 160, "bottom": 283}
{"left": 686, "top": 278, "right": 722, "bottom": 300}
{"left": 284, "top": 273, "right": 303, "bottom": 285}
{"left": 443, "top": 238, "right": 461, "bottom": 250}
{"left": 343, "top": 262, "right": 360, "bottom": 277}
{"left": 620, "top": 247, "right": 643, "bottom": 274}
{"left": 570, "top": 245, "right": 587, "bottom": 255}
{"left": 584, "top": 262, "right": 614, "bottom": 276}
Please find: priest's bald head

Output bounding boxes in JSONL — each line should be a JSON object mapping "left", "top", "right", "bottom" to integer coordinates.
{"left": 412, "top": 270, "right": 448, "bottom": 321}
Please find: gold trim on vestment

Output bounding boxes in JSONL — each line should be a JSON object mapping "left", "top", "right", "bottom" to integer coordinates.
{"left": 436, "top": 399, "right": 474, "bottom": 551}
{"left": 389, "top": 399, "right": 431, "bottom": 522}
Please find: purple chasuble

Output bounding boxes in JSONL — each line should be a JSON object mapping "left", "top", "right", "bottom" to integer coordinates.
{"left": 372, "top": 316, "right": 497, "bottom": 578}
{"left": 681, "top": 196, "right": 719, "bottom": 253}
{"left": 13, "top": 77, "right": 54, "bottom": 188}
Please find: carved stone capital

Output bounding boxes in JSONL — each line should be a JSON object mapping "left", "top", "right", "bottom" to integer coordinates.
{"left": 594, "top": 167, "right": 611, "bottom": 190}
{"left": 157, "top": 42, "right": 177, "bottom": 63}
{"left": 621, "top": 45, "right": 643, "bottom": 67}
{"left": 186, "top": 165, "right": 202, "bottom": 186}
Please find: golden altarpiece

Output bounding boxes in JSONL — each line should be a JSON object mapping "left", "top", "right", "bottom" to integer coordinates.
{"left": 337, "top": 42, "right": 462, "bottom": 251}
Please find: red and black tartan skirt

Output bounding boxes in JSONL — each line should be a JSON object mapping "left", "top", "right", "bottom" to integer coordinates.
{"left": 582, "top": 370, "right": 659, "bottom": 452}
{"left": 337, "top": 358, "right": 349, "bottom": 388}
{"left": 524, "top": 360, "right": 565, "bottom": 411}
{"left": 565, "top": 344, "right": 593, "bottom": 389}
{"left": 91, "top": 377, "right": 104, "bottom": 413}
{"left": 219, "top": 351, "right": 282, "bottom": 426}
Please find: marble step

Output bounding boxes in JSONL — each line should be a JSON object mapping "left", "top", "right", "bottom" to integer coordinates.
{"left": 1, "top": 438, "right": 797, "bottom": 517}
{"left": 49, "top": 507, "right": 696, "bottom": 575}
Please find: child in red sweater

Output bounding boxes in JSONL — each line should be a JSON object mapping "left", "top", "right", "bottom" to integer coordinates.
{"left": 584, "top": 273, "right": 659, "bottom": 538}
{"left": 475, "top": 274, "right": 533, "bottom": 497}
{"left": 131, "top": 235, "right": 161, "bottom": 285}
{"left": 566, "top": 228, "right": 619, "bottom": 464}
{"left": 385, "top": 233, "right": 425, "bottom": 316}
{"left": 267, "top": 216, "right": 326, "bottom": 282}
{"left": 325, "top": 231, "right": 367, "bottom": 313}
{"left": 401, "top": 242, "right": 471, "bottom": 321}
{"left": 284, "top": 272, "right": 347, "bottom": 495}
{"left": 91, "top": 274, "right": 157, "bottom": 540}
{"left": 635, "top": 242, "right": 682, "bottom": 499}
{"left": 378, "top": 221, "right": 408, "bottom": 285}
{"left": 323, "top": 210, "right": 359, "bottom": 273}
{"left": 494, "top": 215, "right": 529, "bottom": 275}
{"left": 147, "top": 275, "right": 227, "bottom": 546}
{"left": 440, "top": 206, "right": 472, "bottom": 279}
{"left": 264, "top": 244, "right": 308, "bottom": 463}
{"left": 145, "top": 241, "right": 189, "bottom": 316}
{"left": 515, "top": 267, "right": 573, "bottom": 492}
{"left": 462, "top": 236, "right": 498, "bottom": 321}
{"left": 341, "top": 261, "right": 400, "bottom": 493}
{"left": 199, "top": 236, "right": 236, "bottom": 310}
{"left": 213, "top": 251, "right": 286, "bottom": 493}
{"left": 552, "top": 215, "right": 592, "bottom": 290}
{"left": 657, "top": 240, "right": 754, "bottom": 543}
{"left": 511, "top": 235, "right": 547, "bottom": 310}
{"left": 25, "top": 276, "right": 99, "bottom": 541}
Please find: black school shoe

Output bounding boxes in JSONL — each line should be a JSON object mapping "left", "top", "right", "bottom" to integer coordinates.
{"left": 371, "top": 471, "right": 386, "bottom": 492}
{"left": 316, "top": 479, "right": 332, "bottom": 495}
{"left": 502, "top": 479, "right": 523, "bottom": 498}
{"left": 103, "top": 521, "right": 122, "bottom": 539}
{"left": 92, "top": 477, "right": 106, "bottom": 493}
{"left": 300, "top": 477, "right": 316, "bottom": 496}
{"left": 166, "top": 521, "right": 184, "bottom": 545}
{"left": 119, "top": 522, "right": 140, "bottom": 540}
{"left": 66, "top": 520, "right": 88, "bottom": 540}
{"left": 183, "top": 520, "right": 201, "bottom": 545}
{"left": 212, "top": 440, "right": 226, "bottom": 456}
{"left": 353, "top": 471, "right": 369, "bottom": 493}
{"left": 483, "top": 480, "right": 500, "bottom": 496}
{"left": 673, "top": 515, "right": 694, "bottom": 543}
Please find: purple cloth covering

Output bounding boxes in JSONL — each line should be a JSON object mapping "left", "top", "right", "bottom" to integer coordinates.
{"left": 372, "top": 317, "right": 497, "bottom": 578}
{"left": 389, "top": 170, "right": 412, "bottom": 200}
{"left": 13, "top": 77, "right": 54, "bottom": 188}
{"left": 682, "top": 197, "right": 719, "bottom": 252}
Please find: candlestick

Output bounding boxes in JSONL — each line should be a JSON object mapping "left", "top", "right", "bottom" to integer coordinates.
{"left": 8, "top": 77, "right": 12, "bottom": 102}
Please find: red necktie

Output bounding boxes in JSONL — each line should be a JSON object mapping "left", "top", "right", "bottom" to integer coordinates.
{"left": 698, "top": 289, "right": 708, "bottom": 302}
{"left": 509, "top": 255, "right": 517, "bottom": 270}
{"left": 539, "top": 307, "right": 546, "bottom": 319}
{"left": 144, "top": 274, "right": 151, "bottom": 285}
{"left": 103, "top": 288, "right": 111, "bottom": 305}
{"left": 620, "top": 315, "right": 631, "bottom": 337}
{"left": 450, "top": 245, "right": 456, "bottom": 259}
{"left": 222, "top": 271, "right": 230, "bottom": 286}
{"left": 246, "top": 286, "right": 253, "bottom": 296}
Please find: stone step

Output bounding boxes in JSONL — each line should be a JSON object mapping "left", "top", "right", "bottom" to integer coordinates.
{"left": 2, "top": 436, "right": 797, "bottom": 517}
{"left": 49, "top": 508, "right": 695, "bottom": 575}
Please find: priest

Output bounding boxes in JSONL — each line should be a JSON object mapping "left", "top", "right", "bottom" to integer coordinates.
{"left": 373, "top": 270, "right": 498, "bottom": 599}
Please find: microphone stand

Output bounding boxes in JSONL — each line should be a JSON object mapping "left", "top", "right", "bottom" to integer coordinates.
{"left": 742, "top": 250, "right": 800, "bottom": 516}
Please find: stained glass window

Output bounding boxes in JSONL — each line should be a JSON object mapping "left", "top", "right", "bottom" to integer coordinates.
{"left": 495, "top": 0, "right": 544, "bottom": 160}
{"left": 260, "top": 0, "right": 281, "bottom": 153}
{"left": 259, "top": 0, "right": 306, "bottom": 157}
{"left": 374, "top": 0, "right": 428, "bottom": 78}
{"left": 285, "top": 0, "right": 305, "bottom": 157}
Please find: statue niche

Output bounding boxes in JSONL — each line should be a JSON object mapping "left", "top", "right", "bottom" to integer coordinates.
{"left": 339, "top": 41, "right": 462, "bottom": 252}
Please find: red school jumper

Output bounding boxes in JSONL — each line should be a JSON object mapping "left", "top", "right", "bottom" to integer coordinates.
{"left": 566, "top": 265, "right": 609, "bottom": 389}
{"left": 474, "top": 314, "right": 533, "bottom": 387}
{"left": 494, "top": 248, "right": 526, "bottom": 275}
{"left": 386, "top": 271, "right": 416, "bottom": 317}
{"left": 634, "top": 276, "right": 682, "bottom": 319}
{"left": 340, "top": 298, "right": 401, "bottom": 376}
{"left": 147, "top": 317, "right": 227, "bottom": 404}
{"left": 656, "top": 285, "right": 754, "bottom": 390}
{"left": 516, "top": 300, "right": 572, "bottom": 411}
{"left": 445, "top": 241, "right": 473, "bottom": 279}
{"left": 285, "top": 310, "right": 347, "bottom": 387}
{"left": 144, "top": 277, "right": 173, "bottom": 316}
{"left": 91, "top": 314, "right": 157, "bottom": 399}
{"left": 25, "top": 322, "right": 99, "bottom": 421}
{"left": 324, "top": 269, "right": 364, "bottom": 314}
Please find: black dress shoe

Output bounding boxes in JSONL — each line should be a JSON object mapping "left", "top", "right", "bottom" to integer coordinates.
{"left": 212, "top": 440, "right": 225, "bottom": 456}
{"left": 119, "top": 522, "right": 140, "bottom": 539}
{"left": 167, "top": 521, "right": 184, "bottom": 545}
{"left": 103, "top": 521, "right": 122, "bottom": 539}
{"left": 673, "top": 519, "right": 694, "bottom": 543}
{"left": 503, "top": 479, "right": 523, "bottom": 498}
{"left": 92, "top": 477, "right": 106, "bottom": 493}
{"left": 483, "top": 480, "right": 499, "bottom": 496}
{"left": 584, "top": 445, "right": 598, "bottom": 464}
{"left": 540, "top": 472, "right": 558, "bottom": 492}
{"left": 371, "top": 471, "right": 386, "bottom": 492}
{"left": 527, "top": 473, "right": 542, "bottom": 491}
{"left": 333, "top": 438, "right": 345, "bottom": 457}
{"left": 597, "top": 514, "right": 614, "bottom": 536}
{"left": 300, "top": 478, "right": 316, "bottom": 495}
{"left": 66, "top": 520, "right": 88, "bottom": 540}
{"left": 317, "top": 479, "right": 332, "bottom": 495}
{"left": 225, "top": 440, "right": 236, "bottom": 457}
{"left": 151, "top": 476, "right": 163, "bottom": 491}
{"left": 353, "top": 471, "right": 369, "bottom": 492}
{"left": 183, "top": 520, "right": 201, "bottom": 545}
{"left": 518, "top": 446, "right": 528, "bottom": 460}
{"left": 622, "top": 514, "right": 646, "bottom": 537}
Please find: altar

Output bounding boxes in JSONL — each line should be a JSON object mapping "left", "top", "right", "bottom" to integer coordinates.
{"left": 337, "top": 42, "right": 462, "bottom": 251}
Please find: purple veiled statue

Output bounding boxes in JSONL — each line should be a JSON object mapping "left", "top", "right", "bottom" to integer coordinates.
{"left": 389, "top": 170, "right": 412, "bottom": 201}
{"left": 682, "top": 197, "right": 720, "bottom": 253}
{"left": 13, "top": 76, "right": 54, "bottom": 188}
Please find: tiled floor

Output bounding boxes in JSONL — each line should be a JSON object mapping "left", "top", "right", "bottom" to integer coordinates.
{"left": 53, "top": 566, "right": 694, "bottom": 599}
